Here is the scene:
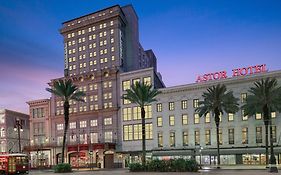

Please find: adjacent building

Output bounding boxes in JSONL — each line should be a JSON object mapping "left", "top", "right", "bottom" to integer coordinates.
{"left": 0, "top": 109, "right": 29, "bottom": 154}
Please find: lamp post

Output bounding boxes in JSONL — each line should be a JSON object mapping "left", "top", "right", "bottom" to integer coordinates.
{"left": 14, "top": 118, "right": 23, "bottom": 152}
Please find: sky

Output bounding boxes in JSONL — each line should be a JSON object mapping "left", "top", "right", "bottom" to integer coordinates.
{"left": 0, "top": 0, "right": 281, "bottom": 113}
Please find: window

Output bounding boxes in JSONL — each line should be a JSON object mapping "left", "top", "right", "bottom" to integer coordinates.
{"left": 205, "top": 130, "right": 211, "bottom": 145}
{"left": 195, "top": 130, "right": 200, "bottom": 145}
{"left": 144, "top": 105, "right": 152, "bottom": 119}
{"left": 143, "top": 77, "right": 151, "bottom": 85}
{"left": 193, "top": 99, "right": 199, "bottom": 108}
{"left": 271, "top": 112, "right": 276, "bottom": 118}
{"left": 194, "top": 113, "right": 200, "bottom": 124}
{"left": 228, "top": 128, "right": 235, "bottom": 144}
{"left": 123, "top": 125, "right": 133, "bottom": 141}
{"left": 255, "top": 113, "right": 262, "bottom": 120}
{"left": 181, "top": 100, "right": 187, "bottom": 109}
{"left": 256, "top": 127, "right": 262, "bottom": 143}
{"left": 272, "top": 126, "right": 277, "bottom": 142}
{"left": 168, "top": 102, "right": 174, "bottom": 111}
{"left": 158, "top": 132, "right": 163, "bottom": 147}
{"left": 133, "top": 124, "right": 142, "bottom": 140}
{"left": 122, "top": 80, "right": 130, "bottom": 91}
{"left": 182, "top": 114, "right": 188, "bottom": 125}
{"left": 157, "top": 117, "right": 162, "bottom": 127}
{"left": 242, "top": 127, "right": 248, "bottom": 144}
{"left": 105, "top": 131, "right": 113, "bottom": 142}
{"left": 69, "top": 122, "right": 76, "bottom": 129}
{"left": 241, "top": 110, "right": 248, "bottom": 121}
{"left": 123, "top": 98, "right": 131, "bottom": 105}
{"left": 205, "top": 113, "right": 210, "bottom": 123}
{"left": 228, "top": 113, "right": 234, "bottom": 121}
{"left": 104, "top": 118, "right": 112, "bottom": 125}
{"left": 219, "top": 129, "right": 223, "bottom": 145}
{"left": 183, "top": 131, "right": 188, "bottom": 146}
{"left": 122, "top": 108, "right": 132, "bottom": 121}
{"left": 90, "top": 133, "right": 98, "bottom": 143}
{"left": 156, "top": 103, "right": 162, "bottom": 112}
{"left": 145, "top": 123, "right": 153, "bottom": 139}
{"left": 133, "top": 107, "right": 141, "bottom": 120}
{"left": 169, "top": 115, "right": 175, "bottom": 126}
{"left": 0, "top": 128, "right": 5, "bottom": 137}
{"left": 80, "top": 121, "right": 87, "bottom": 128}
{"left": 80, "top": 134, "right": 87, "bottom": 144}
{"left": 241, "top": 93, "right": 247, "bottom": 103}
{"left": 57, "top": 136, "right": 63, "bottom": 145}
{"left": 169, "top": 132, "right": 175, "bottom": 147}
{"left": 90, "top": 119, "right": 98, "bottom": 126}
{"left": 57, "top": 124, "right": 63, "bottom": 131}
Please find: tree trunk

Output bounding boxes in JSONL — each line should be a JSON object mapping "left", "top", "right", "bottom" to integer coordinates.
{"left": 263, "top": 105, "right": 269, "bottom": 167}
{"left": 141, "top": 107, "right": 146, "bottom": 166}
{"left": 269, "top": 120, "right": 278, "bottom": 172}
{"left": 61, "top": 101, "right": 70, "bottom": 164}
{"left": 214, "top": 108, "right": 220, "bottom": 168}
{"left": 265, "top": 123, "right": 269, "bottom": 166}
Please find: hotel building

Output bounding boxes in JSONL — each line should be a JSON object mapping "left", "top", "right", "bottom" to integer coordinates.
{"left": 25, "top": 4, "right": 281, "bottom": 168}
{"left": 120, "top": 67, "right": 281, "bottom": 165}
{"left": 0, "top": 109, "right": 29, "bottom": 154}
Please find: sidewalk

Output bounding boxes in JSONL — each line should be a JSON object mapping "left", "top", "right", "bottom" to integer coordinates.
{"left": 203, "top": 165, "right": 281, "bottom": 170}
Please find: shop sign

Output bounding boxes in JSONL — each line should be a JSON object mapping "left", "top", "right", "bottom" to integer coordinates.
{"left": 196, "top": 64, "right": 267, "bottom": 83}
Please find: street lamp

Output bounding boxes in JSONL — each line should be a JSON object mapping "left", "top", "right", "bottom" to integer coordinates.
{"left": 199, "top": 146, "right": 203, "bottom": 165}
{"left": 14, "top": 118, "right": 23, "bottom": 152}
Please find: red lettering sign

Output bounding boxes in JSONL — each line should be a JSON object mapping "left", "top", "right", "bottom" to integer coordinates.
{"left": 196, "top": 64, "right": 267, "bottom": 83}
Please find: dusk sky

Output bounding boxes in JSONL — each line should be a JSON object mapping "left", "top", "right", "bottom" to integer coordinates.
{"left": 1, "top": 0, "right": 281, "bottom": 113}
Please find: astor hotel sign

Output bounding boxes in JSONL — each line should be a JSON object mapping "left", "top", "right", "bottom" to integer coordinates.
{"left": 196, "top": 64, "right": 267, "bottom": 83}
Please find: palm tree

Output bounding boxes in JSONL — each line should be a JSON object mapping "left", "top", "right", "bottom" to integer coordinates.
{"left": 46, "top": 79, "right": 85, "bottom": 164}
{"left": 196, "top": 84, "right": 239, "bottom": 168}
{"left": 242, "top": 78, "right": 281, "bottom": 172}
{"left": 122, "top": 81, "right": 161, "bottom": 165}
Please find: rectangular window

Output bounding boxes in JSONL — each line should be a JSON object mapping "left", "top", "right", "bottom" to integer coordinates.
{"left": 194, "top": 113, "right": 200, "bottom": 124}
{"left": 219, "top": 129, "right": 223, "bottom": 145}
{"left": 255, "top": 113, "right": 262, "bottom": 120}
{"left": 182, "top": 131, "right": 188, "bottom": 146}
{"left": 169, "top": 102, "right": 175, "bottom": 111}
{"left": 205, "top": 129, "right": 211, "bottom": 145}
{"left": 228, "top": 128, "right": 235, "bottom": 144}
{"left": 193, "top": 99, "right": 199, "bottom": 108}
{"left": 228, "top": 113, "right": 234, "bottom": 121}
{"left": 241, "top": 110, "right": 248, "bottom": 121}
{"left": 90, "top": 133, "right": 98, "bottom": 143}
{"left": 156, "top": 103, "right": 162, "bottom": 112}
{"left": 69, "top": 122, "right": 76, "bottom": 129}
{"left": 195, "top": 130, "right": 200, "bottom": 145}
{"left": 182, "top": 114, "right": 188, "bottom": 125}
{"left": 143, "top": 77, "right": 151, "bottom": 85}
{"left": 169, "top": 115, "right": 175, "bottom": 126}
{"left": 181, "top": 100, "right": 187, "bottom": 109}
{"left": 104, "top": 118, "right": 112, "bottom": 125}
{"left": 122, "top": 108, "right": 132, "bottom": 121}
{"left": 105, "top": 131, "right": 113, "bottom": 142}
{"left": 169, "top": 132, "right": 175, "bottom": 147}
{"left": 256, "top": 126, "right": 262, "bottom": 143}
{"left": 272, "top": 126, "right": 277, "bottom": 142}
{"left": 158, "top": 132, "right": 163, "bottom": 147}
{"left": 80, "top": 121, "right": 87, "bottom": 128}
{"left": 242, "top": 127, "right": 248, "bottom": 144}
{"left": 205, "top": 113, "right": 210, "bottom": 123}
{"left": 133, "top": 107, "right": 141, "bottom": 120}
{"left": 241, "top": 93, "right": 247, "bottom": 103}
{"left": 132, "top": 78, "right": 140, "bottom": 85}
{"left": 157, "top": 117, "right": 162, "bottom": 127}
{"left": 271, "top": 112, "right": 276, "bottom": 118}
{"left": 123, "top": 125, "right": 133, "bottom": 141}
{"left": 144, "top": 105, "right": 152, "bottom": 119}
{"left": 145, "top": 123, "right": 153, "bottom": 139}
{"left": 122, "top": 80, "right": 130, "bottom": 91}
{"left": 133, "top": 124, "right": 142, "bottom": 140}
{"left": 90, "top": 119, "right": 97, "bottom": 127}
{"left": 57, "top": 124, "right": 63, "bottom": 131}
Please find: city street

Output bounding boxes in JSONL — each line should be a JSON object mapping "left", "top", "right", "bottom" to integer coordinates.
{"left": 29, "top": 169, "right": 281, "bottom": 175}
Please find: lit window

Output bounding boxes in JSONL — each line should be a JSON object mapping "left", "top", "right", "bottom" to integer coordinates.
{"left": 104, "top": 118, "right": 112, "bottom": 125}
{"left": 168, "top": 102, "right": 174, "bottom": 111}
{"left": 193, "top": 99, "right": 199, "bottom": 108}
{"left": 110, "top": 29, "right": 114, "bottom": 34}
{"left": 111, "top": 47, "right": 114, "bottom": 52}
{"left": 194, "top": 113, "right": 200, "bottom": 124}
{"left": 241, "top": 93, "right": 247, "bottom": 103}
{"left": 242, "top": 127, "right": 248, "bottom": 144}
{"left": 122, "top": 80, "right": 130, "bottom": 91}
{"left": 181, "top": 100, "right": 187, "bottom": 109}
{"left": 57, "top": 124, "right": 63, "bottom": 131}
{"left": 182, "top": 114, "right": 188, "bottom": 125}
{"left": 195, "top": 130, "right": 200, "bottom": 145}
{"left": 105, "top": 131, "right": 113, "bottom": 142}
{"left": 205, "top": 113, "right": 210, "bottom": 123}
{"left": 255, "top": 113, "right": 262, "bottom": 120}
{"left": 158, "top": 132, "right": 163, "bottom": 147}
{"left": 157, "top": 116, "right": 162, "bottom": 127}
{"left": 143, "top": 77, "right": 151, "bottom": 85}
{"left": 69, "top": 122, "right": 76, "bottom": 129}
{"left": 133, "top": 107, "right": 141, "bottom": 120}
{"left": 110, "top": 21, "right": 113, "bottom": 26}
{"left": 228, "top": 113, "right": 234, "bottom": 121}
{"left": 169, "top": 115, "right": 175, "bottom": 126}
{"left": 271, "top": 112, "right": 276, "bottom": 118}
{"left": 242, "top": 110, "right": 248, "bottom": 121}
{"left": 205, "top": 130, "right": 211, "bottom": 145}
{"left": 80, "top": 121, "right": 87, "bottom": 128}
{"left": 170, "top": 132, "right": 175, "bottom": 147}
{"left": 123, "top": 108, "right": 132, "bottom": 121}
{"left": 123, "top": 125, "right": 133, "bottom": 141}
{"left": 156, "top": 103, "right": 162, "bottom": 112}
